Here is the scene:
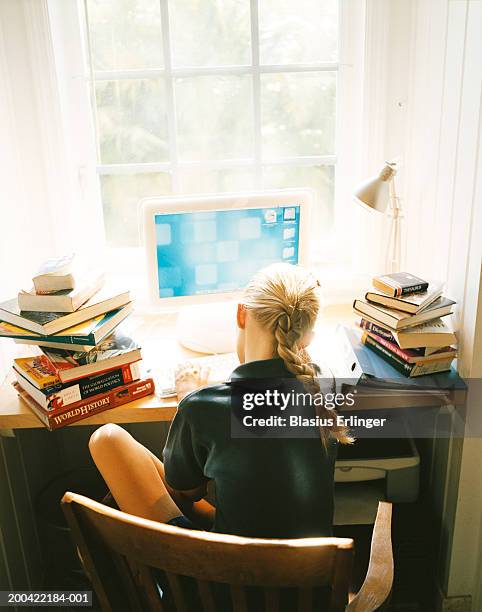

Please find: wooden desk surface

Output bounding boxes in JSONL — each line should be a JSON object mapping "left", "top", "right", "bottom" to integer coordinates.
{"left": 0, "top": 305, "right": 458, "bottom": 430}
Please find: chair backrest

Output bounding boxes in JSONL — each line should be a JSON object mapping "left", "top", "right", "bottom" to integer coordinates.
{"left": 62, "top": 492, "right": 354, "bottom": 612}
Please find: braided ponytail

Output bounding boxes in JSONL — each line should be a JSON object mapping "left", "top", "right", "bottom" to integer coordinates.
{"left": 243, "top": 263, "right": 353, "bottom": 445}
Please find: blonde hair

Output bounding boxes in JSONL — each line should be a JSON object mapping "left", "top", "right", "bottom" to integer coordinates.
{"left": 243, "top": 263, "right": 353, "bottom": 445}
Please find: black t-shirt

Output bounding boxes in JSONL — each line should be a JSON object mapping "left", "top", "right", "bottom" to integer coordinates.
{"left": 162, "top": 358, "right": 337, "bottom": 538}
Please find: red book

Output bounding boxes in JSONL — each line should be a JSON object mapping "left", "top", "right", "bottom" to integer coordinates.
{"left": 14, "top": 378, "right": 155, "bottom": 430}
{"left": 364, "top": 331, "right": 456, "bottom": 364}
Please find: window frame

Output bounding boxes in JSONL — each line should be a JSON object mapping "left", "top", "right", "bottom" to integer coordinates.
{"left": 46, "top": 0, "right": 369, "bottom": 302}
{"left": 83, "top": 0, "right": 343, "bottom": 243}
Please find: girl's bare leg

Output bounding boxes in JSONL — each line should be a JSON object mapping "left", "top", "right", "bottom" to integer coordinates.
{"left": 89, "top": 423, "right": 214, "bottom": 528}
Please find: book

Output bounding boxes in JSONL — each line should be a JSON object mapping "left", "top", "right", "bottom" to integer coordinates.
{"left": 34, "top": 254, "right": 76, "bottom": 278}
{"left": 365, "top": 282, "right": 443, "bottom": 314}
{"left": 13, "top": 361, "right": 142, "bottom": 411}
{"left": 359, "top": 317, "right": 457, "bottom": 349}
{"left": 18, "top": 269, "right": 105, "bottom": 312}
{"left": 361, "top": 331, "right": 454, "bottom": 377}
{"left": 0, "top": 286, "right": 131, "bottom": 335}
{"left": 41, "top": 329, "right": 142, "bottom": 383}
{"left": 33, "top": 254, "right": 77, "bottom": 293}
{"left": 372, "top": 272, "right": 429, "bottom": 297}
{"left": 15, "top": 338, "right": 94, "bottom": 352}
{"left": 1, "top": 304, "right": 132, "bottom": 348}
{"left": 14, "top": 351, "right": 142, "bottom": 391}
{"left": 14, "top": 355, "right": 60, "bottom": 390}
{"left": 363, "top": 330, "right": 456, "bottom": 364}
{"left": 333, "top": 326, "right": 465, "bottom": 391}
{"left": 358, "top": 318, "right": 457, "bottom": 357}
{"left": 14, "top": 378, "right": 155, "bottom": 430}
{"left": 353, "top": 296, "right": 455, "bottom": 330}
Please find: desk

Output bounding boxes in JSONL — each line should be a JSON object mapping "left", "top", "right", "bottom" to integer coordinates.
{"left": 0, "top": 305, "right": 463, "bottom": 431}
{"left": 0, "top": 305, "right": 355, "bottom": 430}
{"left": 0, "top": 305, "right": 466, "bottom": 589}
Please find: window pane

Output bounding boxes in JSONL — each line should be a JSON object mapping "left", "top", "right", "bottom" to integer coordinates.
{"left": 175, "top": 76, "right": 254, "bottom": 161}
{"left": 169, "top": 0, "right": 251, "bottom": 67}
{"left": 100, "top": 173, "right": 172, "bottom": 247}
{"left": 179, "top": 167, "right": 256, "bottom": 193}
{"left": 95, "top": 80, "right": 169, "bottom": 164}
{"left": 259, "top": 0, "right": 338, "bottom": 65}
{"left": 262, "top": 165, "right": 334, "bottom": 237}
{"left": 87, "top": 0, "right": 163, "bottom": 70}
{"left": 261, "top": 72, "right": 336, "bottom": 158}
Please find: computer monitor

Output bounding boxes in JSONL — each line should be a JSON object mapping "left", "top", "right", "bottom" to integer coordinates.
{"left": 142, "top": 190, "right": 313, "bottom": 308}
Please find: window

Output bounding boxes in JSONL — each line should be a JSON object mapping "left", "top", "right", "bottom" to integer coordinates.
{"left": 84, "top": 0, "right": 339, "bottom": 250}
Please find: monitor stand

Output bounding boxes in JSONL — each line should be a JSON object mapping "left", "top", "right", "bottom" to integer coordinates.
{"left": 176, "top": 301, "right": 238, "bottom": 354}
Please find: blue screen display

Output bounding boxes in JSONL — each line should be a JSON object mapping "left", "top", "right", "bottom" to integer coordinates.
{"left": 154, "top": 205, "right": 300, "bottom": 298}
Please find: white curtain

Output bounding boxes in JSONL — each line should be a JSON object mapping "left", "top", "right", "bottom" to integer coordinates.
{"left": 0, "top": 0, "right": 104, "bottom": 379}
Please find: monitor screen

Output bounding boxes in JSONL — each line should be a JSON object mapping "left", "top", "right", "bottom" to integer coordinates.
{"left": 154, "top": 205, "right": 300, "bottom": 298}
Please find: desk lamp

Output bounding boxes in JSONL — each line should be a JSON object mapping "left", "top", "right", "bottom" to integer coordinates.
{"left": 354, "top": 161, "right": 402, "bottom": 273}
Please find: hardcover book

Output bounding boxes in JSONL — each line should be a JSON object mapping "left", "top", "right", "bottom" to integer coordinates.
{"left": 41, "top": 329, "right": 142, "bottom": 383}
{"left": 0, "top": 286, "right": 130, "bottom": 335}
{"left": 361, "top": 331, "right": 454, "bottom": 377}
{"left": 0, "top": 304, "right": 132, "bottom": 348}
{"left": 13, "top": 361, "right": 142, "bottom": 411}
{"left": 14, "top": 378, "right": 155, "bottom": 430}
{"left": 353, "top": 296, "right": 455, "bottom": 330}
{"left": 362, "top": 330, "right": 456, "bottom": 364}
{"left": 372, "top": 272, "right": 429, "bottom": 297}
{"left": 335, "top": 326, "right": 465, "bottom": 391}
{"left": 365, "top": 282, "right": 443, "bottom": 314}
{"left": 359, "top": 318, "right": 457, "bottom": 350}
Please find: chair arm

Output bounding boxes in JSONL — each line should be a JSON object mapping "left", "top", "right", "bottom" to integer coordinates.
{"left": 346, "top": 501, "right": 393, "bottom": 612}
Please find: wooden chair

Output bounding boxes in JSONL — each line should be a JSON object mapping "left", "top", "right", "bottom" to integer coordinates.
{"left": 61, "top": 492, "right": 393, "bottom": 612}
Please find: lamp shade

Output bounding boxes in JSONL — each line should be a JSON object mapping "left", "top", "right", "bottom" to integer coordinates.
{"left": 354, "top": 162, "right": 397, "bottom": 213}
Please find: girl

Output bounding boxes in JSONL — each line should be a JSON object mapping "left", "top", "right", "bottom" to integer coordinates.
{"left": 89, "top": 263, "right": 352, "bottom": 538}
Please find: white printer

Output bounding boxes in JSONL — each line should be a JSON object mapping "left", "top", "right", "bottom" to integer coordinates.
{"left": 334, "top": 428, "right": 420, "bottom": 503}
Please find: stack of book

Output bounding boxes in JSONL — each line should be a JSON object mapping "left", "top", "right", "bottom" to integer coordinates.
{"left": 353, "top": 272, "right": 457, "bottom": 377}
{"left": 0, "top": 255, "right": 154, "bottom": 429}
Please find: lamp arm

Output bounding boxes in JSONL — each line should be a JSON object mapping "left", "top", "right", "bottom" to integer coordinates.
{"left": 389, "top": 177, "right": 401, "bottom": 211}
{"left": 387, "top": 178, "right": 403, "bottom": 273}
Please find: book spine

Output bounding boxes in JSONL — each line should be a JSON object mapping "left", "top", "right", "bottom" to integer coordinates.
{"left": 361, "top": 332, "right": 413, "bottom": 377}
{"left": 372, "top": 277, "right": 428, "bottom": 297}
{"left": 365, "top": 331, "right": 412, "bottom": 362}
{"left": 20, "top": 378, "right": 155, "bottom": 430}
{"left": 61, "top": 335, "right": 96, "bottom": 345}
{"left": 47, "top": 378, "right": 155, "bottom": 430}
{"left": 399, "top": 282, "right": 429, "bottom": 296}
{"left": 44, "top": 366, "right": 140, "bottom": 410}
{"left": 359, "top": 319, "right": 397, "bottom": 343}
{"left": 59, "top": 360, "right": 140, "bottom": 384}
{"left": 12, "top": 334, "right": 96, "bottom": 345}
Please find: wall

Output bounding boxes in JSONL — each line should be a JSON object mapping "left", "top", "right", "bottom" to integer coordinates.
{"left": 401, "top": 0, "right": 482, "bottom": 608}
